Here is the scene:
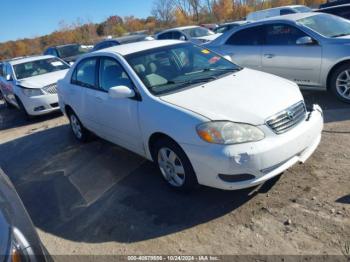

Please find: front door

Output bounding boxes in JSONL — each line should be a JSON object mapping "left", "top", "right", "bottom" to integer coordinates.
{"left": 88, "top": 56, "right": 143, "bottom": 155}
{"left": 261, "top": 23, "right": 322, "bottom": 87}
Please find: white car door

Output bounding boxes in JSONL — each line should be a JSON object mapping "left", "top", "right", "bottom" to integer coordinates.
{"left": 215, "top": 26, "right": 264, "bottom": 70}
{"left": 261, "top": 23, "right": 322, "bottom": 87}
{"left": 87, "top": 56, "right": 144, "bottom": 155}
{"left": 69, "top": 57, "right": 98, "bottom": 131}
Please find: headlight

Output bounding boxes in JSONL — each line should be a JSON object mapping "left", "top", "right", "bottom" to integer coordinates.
{"left": 20, "top": 87, "right": 44, "bottom": 97}
{"left": 196, "top": 121, "right": 265, "bottom": 145}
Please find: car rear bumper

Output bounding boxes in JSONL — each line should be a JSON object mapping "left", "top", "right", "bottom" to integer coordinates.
{"left": 181, "top": 105, "right": 323, "bottom": 190}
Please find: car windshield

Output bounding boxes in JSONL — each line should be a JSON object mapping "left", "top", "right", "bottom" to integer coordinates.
{"left": 126, "top": 43, "right": 241, "bottom": 95}
{"left": 298, "top": 13, "right": 350, "bottom": 38}
{"left": 57, "top": 44, "right": 90, "bottom": 58}
{"left": 13, "top": 58, "right": 69, "bottom": 80}
{"left": 183, "top": 27, "right": 215, "bottom": 38}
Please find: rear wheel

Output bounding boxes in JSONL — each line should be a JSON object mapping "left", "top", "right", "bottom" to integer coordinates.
{"left": 153, "top": 137, "right": 198, "bottom": 191}
{"left": 330, "top": 63, "right": 350, "bottom": 103}
{"left": 68, "top": 111, "right": 90, "bottom": 142}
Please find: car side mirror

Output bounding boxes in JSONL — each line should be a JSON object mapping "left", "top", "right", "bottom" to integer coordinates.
{"left": 6, "top": 74, "right": 12, "bottom": 81}
{"left": 296, "top": 36, "right": 315, "bottom": 45}
{"left": 179, "top": 35, "right": 186, "bottom": 41}
{"left": 108, "top": 86, "right": 135, "bottom": 99}
{"left": 69, "top": 62, "right": 74, "bottom": 66}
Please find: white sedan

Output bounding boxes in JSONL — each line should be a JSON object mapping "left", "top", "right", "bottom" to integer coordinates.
{"left": 0, "top": 55, "right": 70, "bottom": 116}
{"left": 57, "top": 40, "right": 323, "bottom": 191}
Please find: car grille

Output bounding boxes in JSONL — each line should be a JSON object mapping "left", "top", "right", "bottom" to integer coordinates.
{"left": 42, "top": 83, "right": 57, "bottom": 94}
{"left": 266, "top": 101, "right": 306, "bottom": 134}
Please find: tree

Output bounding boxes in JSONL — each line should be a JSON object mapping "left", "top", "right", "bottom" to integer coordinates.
{"left": 151, "top": 0, "right": 175, "bottom": 26}
{"left": 213, "top": 0, "right": 233, "bottom": 21}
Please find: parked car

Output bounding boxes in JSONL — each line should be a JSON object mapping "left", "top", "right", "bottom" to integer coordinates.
{"left": 155, "top": 26, "right": 221, "bottom": 44}
{"left": 57, "top": 40, "right": 323, "bottom": 191}
{"left": 320, "top": 0, "right": 350, "bottom": 8}
{"left": 43, "top": 44, "right": 91, "bottom": 64}
{"left": 200, "top": 23, "right": 218, "bottom": 31}
{"left": 0, "top": 62, "right": 3, "bottom": 100}
{"left": 206, "top": 12, "right": 350, "bottom": 103}
{"left": 246, "top": 5, "right": 312, "bottom": 21}
{"left": 213, "top": 21, "right": 249, "bottom": 34}
{"left": 316, "top": 4, "right": 350, "bottom": 20}
{"left": 0, "top": 55, "right": 70, "bottom": 116}
{"left": 92, "top": 34, "right": 153, "bottom": 52}
{"left": 0, "top": 168, "right": 51, "bottom": 261}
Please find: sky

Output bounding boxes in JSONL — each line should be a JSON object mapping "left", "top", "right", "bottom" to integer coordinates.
{"left": 0, "top": 0, "right": 154, "bottom": 43}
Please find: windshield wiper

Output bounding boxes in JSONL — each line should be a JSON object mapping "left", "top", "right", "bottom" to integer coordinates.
{"left": 201, "top": 68, "right": 239, "bottom": 72}
{"left": 332, "top": 33, "right": 350, "bottom": 38}
{"left": 151, "top": 76, "right": 217, "bottom": 91}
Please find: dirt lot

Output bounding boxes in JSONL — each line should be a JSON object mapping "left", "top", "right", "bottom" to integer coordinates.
{"left": 0, "top": 90, "right": 349, "bottom": 258}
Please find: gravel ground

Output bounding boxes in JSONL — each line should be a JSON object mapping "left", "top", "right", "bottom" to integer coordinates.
{"left": 0, "top": 90, "right": 349, "bottom": 258}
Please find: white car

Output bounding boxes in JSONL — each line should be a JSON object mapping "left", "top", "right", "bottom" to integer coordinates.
{"left": 57, "top": 40, "right": 323, "bottom": 191}
{"left": 0, "top": 55, "right": 70, "bottom": 116}
{"left": 246, "top": 5, "right": 312, "bottom": 21}
{"left": 156, "top": 26, "right": 221, "bottom": 44}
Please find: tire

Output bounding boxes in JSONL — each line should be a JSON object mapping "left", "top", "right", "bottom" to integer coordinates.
{"left": 152, "top": 137, "right": 199, "bottom": 191}
{"left": 67, "top": 111, "right": 90, "bottom": 142}
{"left": 329, "top": 63, "right": 350, "bottom": 103}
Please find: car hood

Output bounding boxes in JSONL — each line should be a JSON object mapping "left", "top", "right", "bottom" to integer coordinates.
{"left": 16, "top": 69, "right": 69, "bottom": 89}
{"left": 160, "top": 68, "right": 303, "bottom": 125}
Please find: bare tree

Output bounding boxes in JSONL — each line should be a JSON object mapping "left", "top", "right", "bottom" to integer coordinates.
{"left": 151, "top": 0, "right": 175, "bottom": 26}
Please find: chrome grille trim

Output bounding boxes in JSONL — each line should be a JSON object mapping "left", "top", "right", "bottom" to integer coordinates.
{"left": 266, "top": 101, "right": 306, "bottom": 134}
{"left": 42, "top": 83, "right": 57, "bottom": 94}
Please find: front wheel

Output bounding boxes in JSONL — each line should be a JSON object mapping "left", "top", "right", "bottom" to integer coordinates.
{"left": 330, "top": 63, "right": 350, "bottom": 103}
{"left": 68, "top": 112, "right": 90, "bottom": 142}
{"left": 153, "top": 138, "right": 198, "bottom": 191}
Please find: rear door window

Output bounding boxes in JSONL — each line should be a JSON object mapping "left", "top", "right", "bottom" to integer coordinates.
{"left": 71, "top": 58, "right": 97, "bottom": 88}
{"left": 226, "top": 26, "right": 264, "bottom": 45}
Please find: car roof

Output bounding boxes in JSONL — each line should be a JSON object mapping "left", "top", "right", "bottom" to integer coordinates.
{"left": 99, "top": 34, "right": 147, "bottom": 44}
{"left": 51, "top": 43, "right": 79, "bottom": 49}
{"left": 219, "top": 20, "right": 249, "bottom": 26}
{"left": 257, "top": 12, "right": 319, "bottom": 22}
{"left": 159, "top": 25, "right": 201, "bottom": 34}
{"left": 95, "top": 40, "right": 183, "bottom": 56}
{"left": 8, "top": 55, "right": 56, "bottom": 65}
{"left": 253, "top": 5, "right": 307, "bottom": 12}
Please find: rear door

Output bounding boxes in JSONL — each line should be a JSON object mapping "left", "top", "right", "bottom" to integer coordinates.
{"left": 218, "top": 26, "right": 264, "bottom": 70}
{"left": 70, "top": 57, "right": 99, "bottom": 130}
{"left": 261, "top": 23, "right": 322, "bottom": 87}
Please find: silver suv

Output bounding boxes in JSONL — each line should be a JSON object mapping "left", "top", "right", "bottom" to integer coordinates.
{"left": 207, "top": 12, "right": 350, "bottom": 103}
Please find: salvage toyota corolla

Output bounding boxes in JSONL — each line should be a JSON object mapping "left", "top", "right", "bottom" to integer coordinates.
{"left": 57, "top": 40, "right": 324, "bottom": 191}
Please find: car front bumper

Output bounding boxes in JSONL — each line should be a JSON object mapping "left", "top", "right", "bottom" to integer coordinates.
{"left": 181, "top": 105, "right": 324, "bottom": 190}
{"left": 20, "top": 93, "right": 60, "bottom": 116}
